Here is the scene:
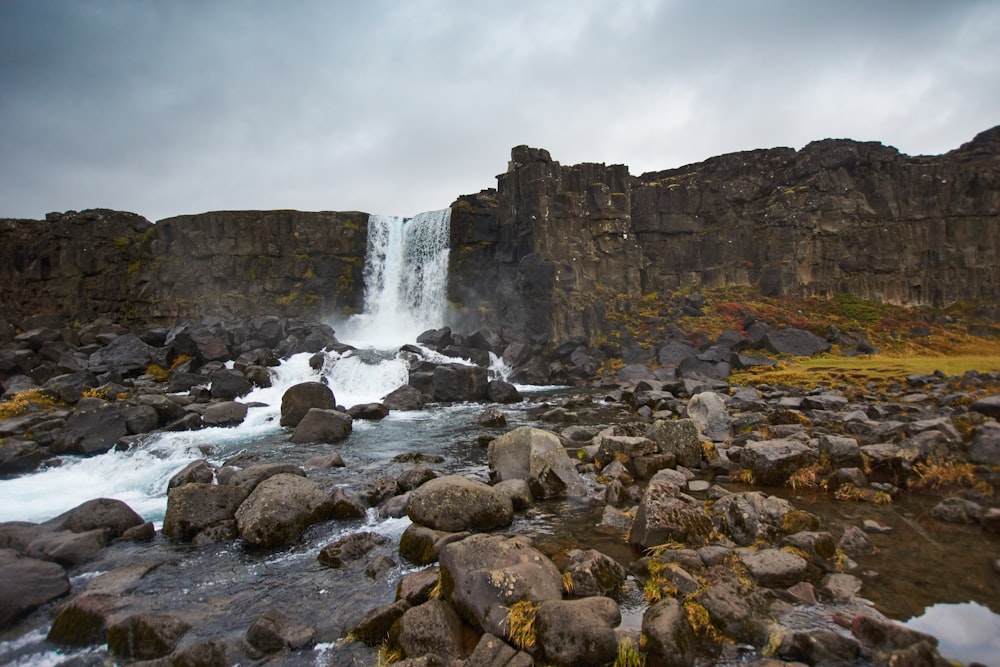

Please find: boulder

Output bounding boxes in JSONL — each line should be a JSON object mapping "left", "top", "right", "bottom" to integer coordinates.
{"left": 968, "top": 421, "right": 1000, "bottom": 465}
{"left": 289, "top": 408, "right": 353, "bottom": 443}
{"left": 53, "top": 405, "right": 128, "bottom": 455}
{"left": 595, "top": 435, "right": 657, "bottom": 467}
{"left": 438, "top": 534, "right": 563, "bottom": 637}
{"left": 209, "top": 369, "right": 252, "bottom": 400}
{"left": 122, "top": 404, "right": 160, "bottom": 434}
{"left": 87, "top": 333, "right": 160, "bottom": 376}
{"left": 167, "top": 459, "right": 215, "bottom": 488}
{"left": 776, "top": 628, "right": 861, "bottom": 665}
{"left": 742, "top": 438, "right": 818, "bottom": 486}
{"left": 47, "top": 594, "right": 121, "bottom": 646}
{"left": 407, "top": 475, "right": 513, "bottom": 532}
{"left": 244, "top": 609, "right": 314, "bottom": 656}
{"left": 107, "top": 613, "right": 191, "bottom": 661}
{"left": 383, "top": 384, "right": 426, "bottom": 411}
{"left": 348, "top": 402, "right": 389, "bottom": 420}
{"left": 317, "top": 531, "right": 389, "bottom": 568}
{"left": 686, "top": 392, "right": 731, "bottom": 442}
{"left": 162, "top": 483, "right": 249, "bottom": 541}
{"left": 563, "top": 549, "right": 627, "bottom": 598}
{"left": 465, "top": 632, "right": 534, "bottom": 667}
{"left": 487, "top": 426, "right": 586, "bottom": 498}
{"left": 25, "top": 528, "right": 108, "bottom": 567}
{"left": 430, "top": 363, "right": 489, "bottom": 402}
{"left": 202, "top": 401, "right": 249, "bottom": 427}
{"left": 234, "top": 473, "right": 335, "bottom": 547}
{"left": 764, "top": 328, "right": 831, "bottom": 356}
{"left": 45, "top": 497, "right": 145, "bottom": 538}
{"left": 737, "top": 548, "right": 808, "bottom": 587}
{"left": 399, "top": 524, "right": 470, "bottom": 565}
{"left": 535, "top": 597, "right": 620, "bottom": 666}
{"left": 711, "top": 491, "right": 797, "bottom": 546}
{"left": 645, "top": 418, "right": 702, "bottom": 467}
{"left": 226, "top": 463, "right": 305, "bottom": 491}
{"left": 0, "top": 549, "right": 70, "bottom": 626}
{"left": 395, "top": 598, "right": 464, "bottom": 662}
{"left": 642, "top": 597, "right": 698, "bottom": 667}
{"left": 279, "top": 381, "right": 336, "bottom": 427}
{"left": 487, "top": 380, "right": 522, "bottom": 404}
{"left": 969, "top": 394, "right": 1000, "bottom": 418}
{"left": 629, "top": 469, "right": 714, "bottom": 549}
{"left": 478, "top": 406, "right": 507, "bottom": 428}
{"left": 929, "top": 497, "right": 983, "bottom": 524}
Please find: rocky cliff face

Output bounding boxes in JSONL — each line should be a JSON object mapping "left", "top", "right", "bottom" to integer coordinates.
{"left": 2, "top": 128, "right": 997, "bottom": 347}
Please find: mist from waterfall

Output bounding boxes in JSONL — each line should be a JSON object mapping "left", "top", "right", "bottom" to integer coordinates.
{"left": 335, "top": 209, "right": 451, "bottom": 350}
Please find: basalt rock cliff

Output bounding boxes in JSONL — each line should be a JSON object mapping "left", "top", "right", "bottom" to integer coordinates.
{"left": 2, "top": 127, "right": 998, "bottom": 349}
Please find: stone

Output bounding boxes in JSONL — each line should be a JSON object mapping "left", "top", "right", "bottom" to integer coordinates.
{"left": 47, "top": 594, "right": 121, "bottom": 646}
{"left": 244, "top": 609, "right": 313, "bottom": 656}
{"left": 348, "top": 402, "right": 389, "bottom": 420}
{"left": 318, "top": 531, "right": 389, "bottom": 568}
{"left": 487, "top": 426, "right": 586, "bottom": 498}
{"left": 465, "top": 632, "right": 534, "bottom": 667}
{"left": 25, "top": 528, "right": 107, "bottom": 567}
{"left": 107, "top": 613, "right": 191, "bottom": 661}
{"left": 289, "top": 408, "right": 353, "bottom": 443}
{"left": 304, "top": 451, "right": 346, "bottom": 468}
{"left": 595, "top": 434, "right": 657, "bottom": 466}
{"left": 383, "top": 384, "right": 426, "bottom": 410}
{"left": 202, "top": 400, "right": 249, "bottom": 426}
{"left": 209, "top": 369, "right": 252, "bottom": 400}
{"left": 535, "top": 597, "right": 620, "bottom": 667}
{"left": 279, "top": 381, "right": 336, "bottom": 427}
{"left": 837, "top": 525, "right": 876, "bottom": 556}
{"left": 122, "top": 404, "right": 160, "bottom": 434}
{"left": 764, "top": 328, "right": 831, "bottom": 356}
{"left": 438, "top": 534, "right": 563, "bottom": 637}
{"left": 395, "top": 598, "right": 464, "bottom": 662}
{"left": 493, "top": 478, "right": 533, "bottom": 510}
{"left": 821, "top": 573, "right": 863, "bottom": 602}
{"left": 850, "top": 613, "right": 939, "bottom": 652}
{"left": 478, "top": 406, "right": 507, "bottom": 427}
{"left": 642, "top": 597, "right": 697, "bottom": 667}
{"left": 226, "top": 462, "right": 305, "bottom": 491}
{"left": 397, "top": 466, "right": 438, "bottom": 492}
{"left": 87, "top": 333, "right": 159, "bottom": 375}
{"left": 929, "top": 497, "right": 983, "bottom": 524}
{"left": 44, "top": 497, "right": 145, "bottom": 538}
{"left": 817, "top": 434, "right": 863, "bottom": 467}
{"left": 645, "top": 418, "right": 702, "bottom": 467}
{"left": 968, "top": 421, "right": 1000, "bottom": 465}
{"left": 162, "top": 483, "right": 249, "bottom": 541}
{"left": 167, "top": 459, "right": 215, "bottom": 488}
{"left": 563, "top": 549, "right": 627, "bottom": 597}
{"left": 776, "top": 628, "right": 861, "bottom": 664}
{"left": 687, "top": 392, "right": 732, "bottom": 442}
{"left": 407, "top": 475, "right": 513, "bottom": 532}
{"left": 742, "top": 438, "right": 817, "bottom": 486}
{"left": 737, "top": 548, "right": 808, "bottom": 588}
{"left": 351, "top": 599, "right": 411, "bottom": 645}
{"left": 969, "top": 394, "right": 1000, "bottom": 418}
{"left": 487, "top": 380, "right": 522, "bottom": 404}
{"left": 399, "top": 524, "right": 470, "bottom": 565}
{"left": 234, "top": 473, "right": 335, "bottom": 547}
{"left": 430, "top": 363, "right": 489, "bottom": 402}
{"left": 397, "top": 568, "right": 440, "bottom": 606}
{"left": 629, "top": 470, "right": 714, "bottom": 549}
{"left": 0, "top": 549, "right": 70, "bottom": 626}
{"left": 53, "top": 405, "right": 128, "bottom": 455}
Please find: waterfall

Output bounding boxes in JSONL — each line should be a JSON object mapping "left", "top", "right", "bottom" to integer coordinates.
{"left": 337, "top": 209, "right": 451, "bottom": 350}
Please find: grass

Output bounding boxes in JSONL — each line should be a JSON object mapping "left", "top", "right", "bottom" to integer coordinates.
{"left": 505, "top": 600, "right": 539, "bottom": 650}
{"left": 614, "top": 637, "right": 647, "bottom": 667}
{"left": 0, "top": 389, "right": 61, "bottom": 420}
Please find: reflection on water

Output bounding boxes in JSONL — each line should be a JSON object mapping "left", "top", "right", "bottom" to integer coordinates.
{"left": 906, "top": 602, "right": 1000, "bottom": 666}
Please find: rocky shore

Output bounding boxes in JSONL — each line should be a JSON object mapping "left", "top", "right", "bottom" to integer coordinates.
{"left": 1, "top": 310, "right": 999, "bottom": 666}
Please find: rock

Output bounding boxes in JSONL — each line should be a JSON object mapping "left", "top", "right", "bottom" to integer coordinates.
{"left": 226, "top": 462, "right": 305, "bottom": 491}
{"left": 348, "top": 402, "right": 389, "bottom": 420}
{"left": 737, "top": 548, "right": 808, "bottom": 588}
{"left": 742, "top": 439, "right": 817, "bottom": 486}
{"left": 430, "top": 363, "right": 489, "bottom": 402}
{"left": 53, "top": 405, "right": 128, "bottom": 455}
{"left": 595, "top": 434, "right": 657, "bottom": 466}
{"left": 279, "top": 381, "right": 336, "bottom": 427}
{"left": 493, "top": 478, "right": 533, "bottom": 510}
{"left": 764, "top": 328, "right": 831, "bottom": 356}
{"left": 407, "top": 475, "right": 513, "bottom": 532}
{"left": 642, "top": 597, "right": 697, "bottom": 667}
{"left": 399, "top": 524, "right": 470, "bottom": 565}
{"left": 535, "top": 597, "right": 620, "bottom": 666}
{"left": 351, "top": 599, "right": 411, "bottom": 645}
{"left": 24, "top": 528, "right": 107, "bottom": 567}
{"left": 465, "top": 632, "right": 534, "bottom": 667}
{"left": 487, "top": 380, "right": 522, "bottom": 404}
{"left": 969, "top": 394, "right": 1000, "bottom": 418}
{"left": 776, "top": 628, "right": 861, "bottom": 664}
{"left": 383, "top": 384, "right": 427, "bottom": 411}
{"left": 45, "top": 497, "right": 145, "bottom": 538}
{"left": 162, "top": 483, "right": 249, "bottom": 541}
{"left": 686, "top": 392, "right": 731, "bottom": 442}
{"left": 929, "top": 497, "right": 983, "bottom": 524}
{"left": 968, "top": 421, "right": 1000, "bottom": 465}
{"left": 122, "top": 404, "right": 160, "bottom": 434}
{"left": 0, "top": 439, "right": 51, "bottom": 475}
{"left": 107, "top": 613, "right": 191, "bottom": 661}
{"left": 645, "top": 418, "right": 702, "bottom": 467}
{"left": 0, "top": 549, "right": 70, "bottom": 626}
{"left": 850, "top": 613, "right": 939, "bottom": 652}
{"left": 397, "top": 466, "right": 438, "bottom": 493}
{"left": 234, "top": 473, "right": 335, "bottom": 547}
{"left": 318, "top": 531, "right": 389, "bottom": 568}
{"left": 817, "top": 434, "right": 863, "bottom": 467}
{"left": 821, "top": 573, "right": 863, "bottom": 602}
{"left": 209, "top": 369, "right": 252, "bottom": 400}
{"left": 87, "top": 333, "right": 160, "bottom": 376}
{"left": 397, "top": 568, "right": 440, "bottom": 606}
{"left": 167, "top": 459, "right": 215, "bottom": 488}
{"left": 304, "top": 451, "right": 346, "bottom": 468}
{"left": 487, "top": 426, "right": 586, "bottom": 498}
{"left": 438, "top": 534, "right": 563, "bottom": 637}
{"left": 563, "top": 548, "right": 627, "bottom": 597}
{"left": 837, "top": 525, "right": 876, "bottom": 556}
{"left": 244, "top": 608, "right": 313, "bottom": 656}
{"left": 629, "top": 469, "right": 714, "bottom": 549}
{"left": 478, "top": 407, "right": 507, "bottom": 427}
{"left": 289, "top": 408, "right": 353, "bottom": 443}
{"left": 981, "top": 508, "right": 1000, "bottom": 533}
{"left": 47, "top": 594, "right": 121, "bottom": 646}
{"left": 202, "top": 400, "right": 249, "bottom": 426}
{"left": 395, "top": 598, "right": 464, "bottom": 662}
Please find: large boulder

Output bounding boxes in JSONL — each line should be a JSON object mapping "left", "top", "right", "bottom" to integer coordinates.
{"left": 0, "top": 549, "right": 70, "bottom": 627}
{"left": 629, "top": 469, "right": 714, "bottom": 549}
{"left": 407, "top": 475, "right": 513, "bottom": 532}
{"left": 289, "top": 408, "right": 353, "bottom": 443}
{"left": 686, "top": 392, "right": 731, "bottom": 442}
{"left": 742, "top": 439, "right": 818, "bottom": 486}
{"left": 645, "top": 418, "right": 702, "bottom": 468}
{"left": 162, "top": 483, "right": 250, "bottom": 541}
{"left": 202, "top": 401, "right": 249, "bottom": 427}
{"left": 643, "top": 597, "right": 698, "bottom": 667}
{"left": 764, "top": 328, "right": 831, "bottom": 356}
{"left": 439, "top": 534, "right": 563, "bottom": 637}
{"left": 382, "top": 384, "right": 426, "bottom": 411}
{"left": 209, "top": 369, "right": 252, "bottom": 400}
{"left": 395, "top": 599, "right": 464, "bottom": 662}
{"left": 487, "top": 426, "right": 586, "bottom": 498}
{"left": 234, "top": 474, "right": 335, "bottom": 547}
{"left": 562, "top": 549, "right": 627, "bottom": 598}
{"left": 87, "top": 333, "right": 161, "bottom": 376}
{"left": 279, "top": 382, "right": 336, "bottom": 427}
{"left": 44, "top": 497, "right": 145, "bottom": 539}
{"left": 430, "top": 363, "right": 489, "bottom": 402}
{"left": 535, "top": 597, "right": 620, "bottom": 667}
{"left": 53, "top": 405, "right": 128, "bottom": 455}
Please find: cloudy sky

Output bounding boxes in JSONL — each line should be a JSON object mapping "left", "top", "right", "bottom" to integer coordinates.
{"left": 1, "top": 1, "right": 997, "bottom": 222}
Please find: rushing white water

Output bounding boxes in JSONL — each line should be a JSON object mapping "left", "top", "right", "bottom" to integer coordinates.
{"left": 336, "top": 209, "right": 451, "bottom": 349}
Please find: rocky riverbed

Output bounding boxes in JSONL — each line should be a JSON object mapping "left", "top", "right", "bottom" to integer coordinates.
{"left": 1, "top": 312, "right": 999, "bottom": 666}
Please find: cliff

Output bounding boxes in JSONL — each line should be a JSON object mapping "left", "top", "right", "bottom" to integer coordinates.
{"left": 2, "top": 127, "right": 998, "bottom": 347}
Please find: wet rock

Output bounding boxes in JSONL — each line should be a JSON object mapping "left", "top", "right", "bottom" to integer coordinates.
{"left": 563, "top": 548, "right": 627, "bottom": 597}
{"left": 645, "top": 418, "right": 702, "bottom": 467}
{"left": 379, "top": 492, "right": 411, "bottom": 518}
{"left": 304, "top": 451, "right": 346, "bottom": 468}
{"left": 742, "top": 438, "right": 817, "bottom": 486}
{"left": 929, "top": 497, "right": 983, "bottom": 524}
{"left": 107, "top": 612, "right": 191, "bottom": 661}
{"left": 383, "top": 384, "right": 427, "bottom": 411}
{"left": 234, "top": 473, "right": 335, "bottom": 547}
{"left": 122, "top": 404, "right": 160, "bottom": 434}
{"left": 535, "top": 596, "right": 620, "bottom": 667}
{"left": 226, "top": 462, "right": 305, "bottom": 491}
{"left": 53, "top": 405, "right": 128, "bottom": 454}
{"left": 697, "top": 580, "right": 769, "bottom": 646}
{"left": 279, "top": 381, "right": 336, "bottom": 427}
{"left": 629, "top": 469, "right": 714, "bottom": 549}
{"left": 775, "top": 627, "right": 861, "bottom": 664}
{"left": 397, "top": 466, "right": 438, "bottom": 492}
{"left": 25, "top": 528, "right": 107, "bottom": 567}
{"left": 764, "top": 328, "right": 831, "bottom": 357}
{"left": 0, "top": 549, "right": 70, "bottom": 627}
{"left": 407, "top": 475, "right": 513, "bottom": 532}
{"left": 87, "top": 333, "right": 160, "bottom": 376}
{"left": 968, "top": 421, "right": 1000, "bottom": 465}
{"left": 817, "top": 434, "right": 863, "bottom": 468}
{"left": 0, "top": 438, "right": 51, "bottom": 475}
{"left": 837, "top": 525, "right": 876, "bottom": 556}
{"left": 430, "top": 363, "right": 489, "bottom": 402}
{"left": 162, "top": 483, "right": 249, "bottom": 541}
{"left": 850, "top": 613, "right": 939, "bottom": 652}
{"left": 478, "top": 406, "right": 507, "bottom": 427}
{"left": 493, "top": 479, "right": 533, "bottom": 510}
{"left": 781, "top": 531, "right": 839, "bottom": 572}
{"left": 465, "top": 632, "right": 533, "bottom": 667}
{"left": 352, "top": 599, "right": 411, "bottom": 645}
{"left": 399, "top": 524, "right": 470, "bottom": 566}
{"left": 395, "top": 598, "right": 464, "bottom": 662}
{"left": 487, "top": 380, "right": 522, "bottom": 404}
{"left": 737, "top": 548, "right": 808, "bottom": 588}
{"left": 687, "top": 391, "right": 732, "bottom": 442}
{"left": 167, "top": 459, "right": 215, "bottom": 488}
{"left": 642, "top": 597, "right": 697, "bottom": 667}
{"left": 397, "top": 568, "right": 440, "bottom": 606}
{"left": 45, "top": 497, "right": 145, "bottom": 538}
{"left": 244, "top": 608, "right": 314, "bottom": 656}
{"left": 821, "top": 573, "right": 863, "bottom": 602}
{"left": 981, "top": 508, "right": 1000, "bottom": 533}
{"left": 487, "top": 426, "right": 586, "bottom": 498}
{"left": 438, "top": 534, "right": 563, "bottom": 637}
{"left": 47, "top": 594, "right": 121, "bottom": 646}
{"left": 209, "top": 368, "right": 252, "bottom": 400}
{"left": 202, "top": 400, "right": 248, "bottom": 426}
{"left": 318, "top": 531, "right": 389, "bottom": 568}
{"left": 289, "top": 407, "right": 353, "bottom": 443}
{"left": 348, "top": 402, "right": 389, "bottom": 420}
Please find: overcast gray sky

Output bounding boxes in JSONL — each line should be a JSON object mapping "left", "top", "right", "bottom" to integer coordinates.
{"left": 1, "top": 0, "right": 997, "bottom": 222}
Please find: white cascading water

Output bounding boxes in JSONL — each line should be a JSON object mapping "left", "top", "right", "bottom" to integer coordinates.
{"left": 0, "top": 209, "right": 455, "bottom": 527}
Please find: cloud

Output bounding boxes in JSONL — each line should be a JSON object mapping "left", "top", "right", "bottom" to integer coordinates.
{"left": 1, "top": 0, "right": 997, "bottom": 221}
